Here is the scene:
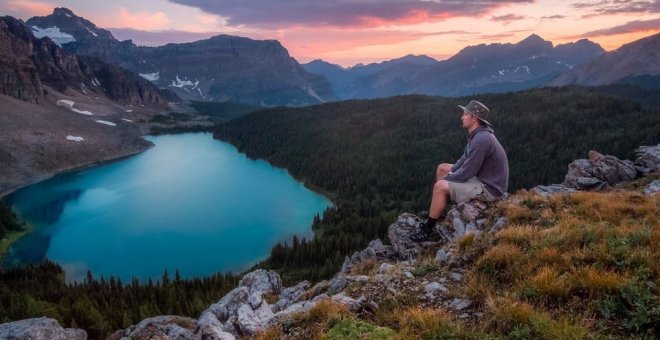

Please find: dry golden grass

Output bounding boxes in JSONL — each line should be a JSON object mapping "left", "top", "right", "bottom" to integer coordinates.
{"left": 495, "top": 225, "right": 538, "bottom": 249}
{"left": 472, "top": 188, "right": 659, "bottom": 337}
{"left": 394, "top": 307, "right": 475, "bottom": 340}
{"left": 349, "top": 258, "right": 379, "bottom": 276}
{"left": 475, "top": 243, "right": 525, "bottom": 282}
{"left": 526, "top": 266, "right": 570, "bottom": 300}
{"left": 570, "top": 267, "right": 627, "bottom": 297}
{"left": 457, "top": 232, "right": 476, "bottom": 250}
{"left": 257, "top": 300, "right": 351, "bottom": 339}
{"left": 254, "top": 325, "right": 284, "bottom": 340}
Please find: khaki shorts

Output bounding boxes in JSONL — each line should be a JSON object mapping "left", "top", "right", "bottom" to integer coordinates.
{"left": 448, "top": 177, "right": 497, "bottom": 203}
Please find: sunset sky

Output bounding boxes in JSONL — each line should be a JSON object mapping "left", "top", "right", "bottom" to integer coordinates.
{"left": 2, "top": 0, "right": 659, "bottom": 67}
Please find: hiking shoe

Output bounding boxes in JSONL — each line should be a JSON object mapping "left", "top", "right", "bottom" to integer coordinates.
{"left": 409, "top": 229, "right": 440, "bottom": 242}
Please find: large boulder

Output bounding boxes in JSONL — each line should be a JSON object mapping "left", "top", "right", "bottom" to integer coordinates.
{"left": 388, "top": 201, "right": 504, "bottom": 259}
{"left": 108, "top": 315, "right": 197, "bottom": 340}
{"left": 340, "top": 239, "right": 395, "bottom": 274}
{"left": 0, "top": 317, "right": 86, "bottom": 340}
{"left": 635, "top": 144, "right": 660, "bottom": 173}
{"left": 563, "top": 150, "right": 636, "bottom": 190}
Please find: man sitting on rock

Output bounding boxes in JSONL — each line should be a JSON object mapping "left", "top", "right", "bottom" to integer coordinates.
{"left": 411, "top": 100, "right": 509, "bottom": 242}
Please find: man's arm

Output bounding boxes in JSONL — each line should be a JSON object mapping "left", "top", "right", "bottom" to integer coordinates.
{"left": 443, "top": 135, "right": 489, "bottom": 182}
{"left": 451, "top": 153, "right": 466, "bottom": 172}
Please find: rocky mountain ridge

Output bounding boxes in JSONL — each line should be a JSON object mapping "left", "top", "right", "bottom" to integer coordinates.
{"left": 550, "top": 33, "right": 660, "bottom": 87}
{"left": 304, "top": 34, "right": 605, "bottom": 99}
{"left": 0, "top": 15, "right": 177, "bottom": 106}
{"left": 2, "top": 143, "right": 658, "bottom": 339}
{"left": 27, "top": 8, "right": 337, "bottom": 106}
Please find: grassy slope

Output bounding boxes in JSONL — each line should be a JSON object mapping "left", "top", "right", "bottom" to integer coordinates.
{"left": 256, "top": 173, "right": 660, "bottom": 339}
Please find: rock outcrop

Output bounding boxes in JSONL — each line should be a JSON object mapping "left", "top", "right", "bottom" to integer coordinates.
{"left": 0, "top": 15, "right": 177, "bottom": 106}
{"left": 532, "top": 145, "right": 660, "bottom": 195}
{"left": 0, "top": 317, "right": 86, "bottom": 340}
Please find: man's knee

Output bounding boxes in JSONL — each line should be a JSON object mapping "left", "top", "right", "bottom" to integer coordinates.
{"left": 436, "top": 163, "right": 453, "bottom": 178}
{"left": 433, "top": 180, "right": 449, "bottom": 194}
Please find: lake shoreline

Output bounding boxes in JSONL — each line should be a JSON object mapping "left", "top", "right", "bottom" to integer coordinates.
{"left": 4, "top": 132, "right": 332, "bottom": 281}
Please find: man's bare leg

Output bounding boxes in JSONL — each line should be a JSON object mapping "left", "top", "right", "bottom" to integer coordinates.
{"left": 436, "top": 163, "right": 452, "bottom": 182}
{"left": 429, "top": 180, "right": 450, "bottom": 219}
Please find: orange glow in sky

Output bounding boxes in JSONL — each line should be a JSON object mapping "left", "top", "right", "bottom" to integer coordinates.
{"left": 2, "top": 0, "right": 659, "bottom": 66}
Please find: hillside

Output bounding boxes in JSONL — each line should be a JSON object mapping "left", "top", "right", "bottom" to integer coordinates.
{"left": 0, "top": 15, "right": 185, "bottom": 196}
{"left": 2, "top": 149, "right": 658, "bottom": 339}
{"left": 214, "top": 86, "right": 660, "bottom": 283}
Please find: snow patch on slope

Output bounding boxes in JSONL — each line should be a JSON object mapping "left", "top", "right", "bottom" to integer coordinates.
{"left": 140, "top": 72, "right": 160, "bottom": 81}
{"left": 31, "top": 26, "right": 75, "bottom": 46}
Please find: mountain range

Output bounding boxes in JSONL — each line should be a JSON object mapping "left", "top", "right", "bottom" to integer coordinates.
{"left": 304, "top": 35, "right": 606, "bottom": 99}
{"left": 26, "top": 8, "right": 337, "bottom": 106}
{"left": 23, "top": 8, "right": 660, "bottom": 104}
{"left": 550, "top": 32, "right": 660, "bottom": 88}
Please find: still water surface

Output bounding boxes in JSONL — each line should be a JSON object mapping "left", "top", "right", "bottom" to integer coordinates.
{"left": 3, "top": 133, "right": 331, "bottom": 282}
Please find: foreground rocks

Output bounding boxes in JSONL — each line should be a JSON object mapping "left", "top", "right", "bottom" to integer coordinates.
{"left": 0, "top": 317, "right": 86, "bottom": 340}
{"left": 533, "top": 144, "right": 660, "bottom": 195}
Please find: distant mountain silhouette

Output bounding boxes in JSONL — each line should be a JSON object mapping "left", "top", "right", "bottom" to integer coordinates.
{"left": 304, "top": 55, "right": 437, "bottom": 99}
{"left": 550, "top": 33, "right": 660, "bottom": 88}
{"left": 27, "top": 8, "right": 337, "bottom": 106}
{"left": 305, "top": 35, "right": 605, "bottom": 99}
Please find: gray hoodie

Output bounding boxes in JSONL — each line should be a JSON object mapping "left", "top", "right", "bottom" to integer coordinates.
{"left": 443, "top": 126, "right": 509, "bottom": 198}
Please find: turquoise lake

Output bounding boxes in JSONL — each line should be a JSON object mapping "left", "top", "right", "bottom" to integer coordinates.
{"left": 3, "top": 133, "right": 331, "bottom": 282}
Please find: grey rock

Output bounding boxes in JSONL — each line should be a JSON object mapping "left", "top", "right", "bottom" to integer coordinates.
{"left": 459, "top": 313, "right": 470, "bottom": 319}
{"left": 531, "top": 184, "right": 577, "bottom": 196}
{"left": 378, "top": 262, "right": 395, "bottom": 273}
{"left": 273, "top": 298, "right": 289, "bottom": 313}
{"left": 236, "top": 302, "right": 274, "bottom": 337}
{"left": 197, "top": 311, "right": 235, "bottom": 340}
{"left": 450, "top": 272, "right": 463, "bottom": 281}
{"left": 280, "top": 280, "right": 310, "bottom": 302}
{"left": 424, "top": 282, "right": 448, "bottom": 294}
{"left": 0, "top": 317, "right": 86, "bottom": 340}
{"left": 239, "top": 269, "right": 282, "bottom": 295}
{"left": 644, "top": 180, "right": 660, "bottom": 195}
{"left": 348, "top": 275, "right": 369, "bottom": 282}
{"left": 435, "top": 249, "right": 448, "bottom": 263}
{"left": 449, "top": 298, "right": 473, "bottom": 311}
{"left": 343, "top": 239, "right": 396, "bottom": 273}
{"left": 206, "top": 286, "right": 249, "bottom": 322}
{"left": 248, "top": 292, "right": 263, "bottom": 309}
{"left": 166, "top": 325, "right": 197, "bottom": 340}
{"left": 387, "top": 213, "right": 428, "bottom": 259}
{"left": 489, "top": 216, "right": 507, "bottom": 234}
{"left": 404, "top": 271, "right": 414, "bottom": 279}
{"left": 564, "top": 150, "right": 637, "bottom": 190}
{"left": 331, "top": 293, "right": 362, "bottom": 311}
{"left": 312, "top": 293, "right": 330, "bottom": 303}
{"left": 329, "top": 276, "right": 348, "bottom": 294}
{"left": 635, "top": 144, "right": 660, "bottom": 171}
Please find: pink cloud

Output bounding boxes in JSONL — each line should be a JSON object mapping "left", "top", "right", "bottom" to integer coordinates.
{"left": 167, "top": 0, "right": 534, "bottom": 28}
{"left": 1, "top": 0, "right": 53, "bottom": 17}
{"left": 94, "top": 7, "right": 170, "bottom": 30}
{"left": 572, "top": 18, "right": 660, "bottom": 38}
